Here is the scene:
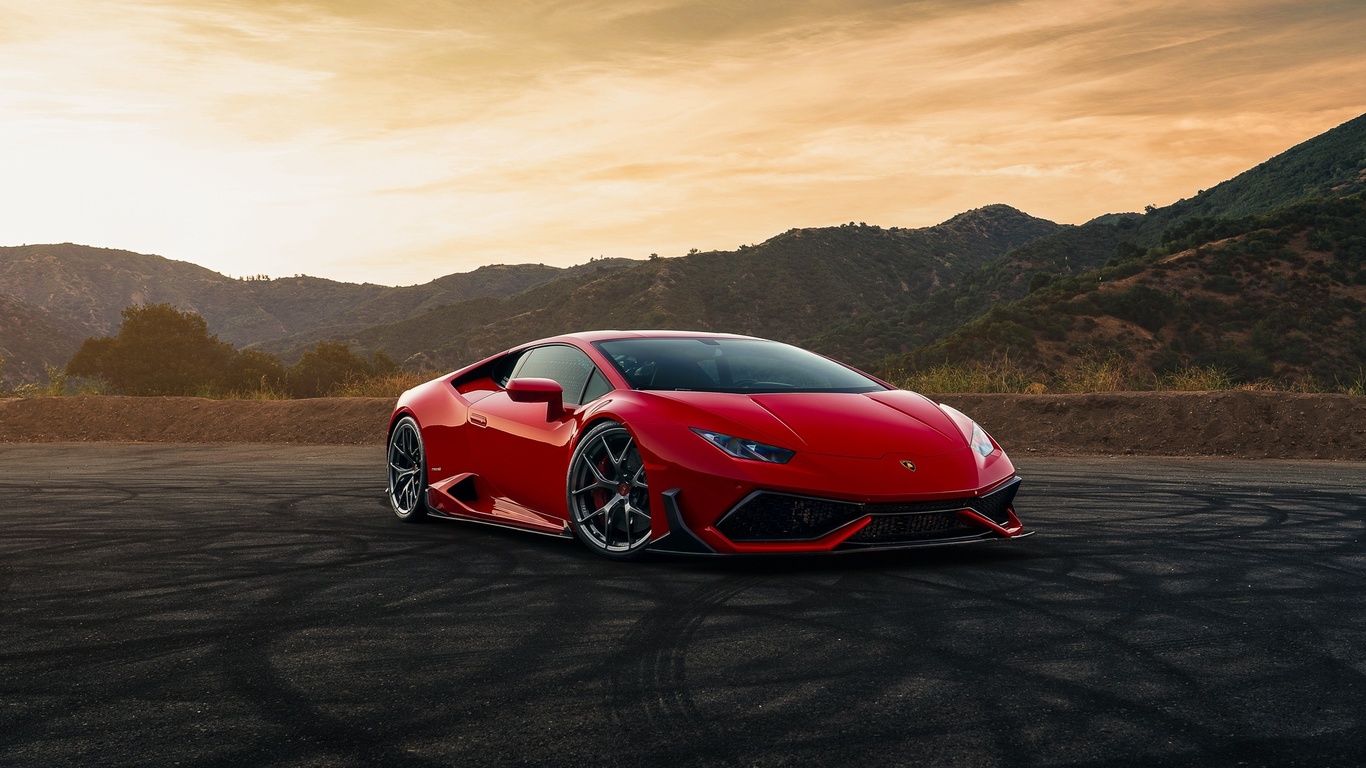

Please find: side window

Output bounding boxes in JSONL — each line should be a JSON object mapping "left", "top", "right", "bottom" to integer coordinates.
{"left": 492, "top": 352, "right": 524, "bottom": 388}
{"left": 510, "top": 345, "right": 600, "bottom": 406}
{"left": 581, "top": 368, "right": 614, "bottom": 403}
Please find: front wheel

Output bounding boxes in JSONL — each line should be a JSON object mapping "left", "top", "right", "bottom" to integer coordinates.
{"left": 387, "top": 416, "right": 428, "bottom": 522}
{"left": 566, "top": 421, "right": 652, "bottom": 560}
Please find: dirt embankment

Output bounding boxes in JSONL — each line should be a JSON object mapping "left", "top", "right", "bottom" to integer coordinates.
{"left": 0, "top": 396, "right": 394, "bottom": 446}
{"left": 939, "top": 391, "right": 1365, "bottom": 460}
{"left": 0, "top": 392, "right": 1363, "bottom": 460}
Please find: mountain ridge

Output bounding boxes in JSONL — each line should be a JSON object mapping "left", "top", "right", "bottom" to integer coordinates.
{"left": 4, "top": 111, "right": 1366, "bottom": 387}
{"left": 807, "top": 111, "right": 1366, "bottom": 363}
{"left": 286, "top": 204, "right": 1064, "bottom": 369}
{"left": 889, "top": 193, "right": 1366, "bottom": 385}
{"left": 0, "top": 245, "right": 635, "bottom": 383}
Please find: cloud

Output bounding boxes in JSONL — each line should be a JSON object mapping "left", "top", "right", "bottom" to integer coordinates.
{"left": 0, "top": 0, "right": 1362, "bottom": 284}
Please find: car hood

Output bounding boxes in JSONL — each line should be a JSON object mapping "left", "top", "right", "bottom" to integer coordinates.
{"left": 642, "top": 389, "right": 967, "bottom": 459}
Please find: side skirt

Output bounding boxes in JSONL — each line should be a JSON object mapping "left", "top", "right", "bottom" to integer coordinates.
{"left": 426, "top": 474, "right": 571, "bottom": 538}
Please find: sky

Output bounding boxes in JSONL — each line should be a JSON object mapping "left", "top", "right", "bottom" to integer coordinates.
{"left": 1, "top": 1, "right": 1363, "bottom": 286}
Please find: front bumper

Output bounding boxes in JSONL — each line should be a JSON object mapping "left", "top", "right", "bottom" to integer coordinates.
{"left": 649, "top": 476, "right": 1028, "bottom": 555}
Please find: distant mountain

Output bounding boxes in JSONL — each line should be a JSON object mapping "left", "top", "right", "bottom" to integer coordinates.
{"left": 1012, "top": 111, "right": 1366, "bottom": 285}
{"left": 230, "top": 259, "right": 637, "bottom": 352}
{"left": 0, "top": 243, "right": 635, "bottom": 384}
{"left": 0, "top": 294, "right": 85, "bottom": 384}
{"left": 894, "top": 194, "right": 1366, "bottom": 383}
{"left": 815, "top": 111, "right": 1366, "bottom": 362}
{"left": 281, "top": 204, "right": 1064, "bottom": 369}
{"left": 6, "top": 111, "right": 1366, "bottom": 387}
{"left": 1157, "top": 112, "right": 1366, "bottom": 221}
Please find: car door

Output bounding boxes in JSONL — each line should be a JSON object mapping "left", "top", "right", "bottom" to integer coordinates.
{"left": 470, "top": 344, "right": 609, "bottom": 517}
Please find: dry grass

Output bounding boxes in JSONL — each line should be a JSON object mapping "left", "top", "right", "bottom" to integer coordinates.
{"left": 210, "top": 386, "right": 295, "bottom": 400}
{"left": 330, "top": 371, "right": 428, "bottom": 398}
{"left": 4, "top": 367, "right": 109, "bottom": 398}
{"left": 7, "top": 358, "right": 1363, "bottom": 399}
{"left": 1054, "top": 355, "right": 1138, "bottom": 394}
{"left": 185, "top": 371, "right": 426, "bottom": 399}
{"left": 887, "top": 356, "right": 1364, "bottom": 395}
{"left": 1158, "top": 366, "right": 1234, "bottom": 391}
{"left": 2, "top": 372, "right": 429, "bottom": 400}
{"left": 1338, "top": 374, "right": 1366, "bottom": 396}
{"left": 884, "top": 356, "right": 1041, "bottom": 394}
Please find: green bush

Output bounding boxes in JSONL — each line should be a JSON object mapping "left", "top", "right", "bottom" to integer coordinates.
{"left": 1091, "top": 285, "right": 1173, "bottom": 332}
{"left": 1194, "top": 346, "right": 1275, "bottom": 381}
{"left": 222, "top": 349, "right": 288, "bottom": 394}
{"left": 65, "top": 304, "right": 235, "bottom": 396}
{"left": 286, "top": 341, "right": 395, "bottom": 398}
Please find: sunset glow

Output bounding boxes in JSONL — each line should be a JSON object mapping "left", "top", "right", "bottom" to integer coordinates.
{"left": 1, "top": 0, "right": 1363, "bottom": 285}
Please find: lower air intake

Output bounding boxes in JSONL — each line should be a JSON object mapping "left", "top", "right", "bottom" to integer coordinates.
{"left": 714, "top": 493, "right": 864, "bottom": 541}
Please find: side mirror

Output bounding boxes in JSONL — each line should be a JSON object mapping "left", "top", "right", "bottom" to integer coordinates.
{"left": 506, "top": 377, "right": 564, "bottom": 420}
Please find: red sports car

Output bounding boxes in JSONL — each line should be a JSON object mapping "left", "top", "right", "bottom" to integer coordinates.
{"left": 387, "top": 331, "right": 1029, "bottom": 560}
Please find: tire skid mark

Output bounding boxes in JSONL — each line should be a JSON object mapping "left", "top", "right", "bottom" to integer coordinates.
{"left": 3, "top": 448, "right": 1365, "bottom": 767}
{"left": 604, "top": 576, "right": 767, "bottom": 753}
{"left": 209, "top": 601, "right": 448, "bottom": 767}
{"left": 864, "top": 579, "right": 1294, "bottom": 761}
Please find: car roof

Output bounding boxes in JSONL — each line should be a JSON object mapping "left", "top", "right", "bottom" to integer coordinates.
{"left": 530, "top": 330, "right": 760, "bottom": 345}
{"left": 450, "top": 331, "right": 765, "bottom": 381}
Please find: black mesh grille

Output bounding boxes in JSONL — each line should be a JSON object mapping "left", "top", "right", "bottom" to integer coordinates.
{"left": 715, "top": 494, "right": 864, "bottom": 541}
{"left": 847, "top": 511, "right": 978, "bottom": 543}
{"left": 715, "top": 477, "right": 1020, "bottom": 544}
{"left": 867, "top": 499, "right": 972, "bottom": 515}
{"left": 865, "top": 479, "right": 1017, "bottom": 525}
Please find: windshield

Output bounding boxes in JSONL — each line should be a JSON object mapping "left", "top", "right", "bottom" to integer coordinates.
{"left": 593, "top": 337, "right": 886, "bottom": 394}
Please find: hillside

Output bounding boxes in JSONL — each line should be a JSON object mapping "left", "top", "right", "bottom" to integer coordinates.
{"left": 811, "top": 112, "right": 1366, "bottom": 363}
{"left": 1007, "top": 111, "right": 1366, "bottom": 291}
{"left": 0, "top": 244, "right": 633, "bottom": 382}
{"left": 6, "top": 111, "right": 1366, "bottom": 387}
{"left": 895, "top": 194, "right": 1366, "bottom": 384}
{"left": 0, "top": 244, "right": 635, "bottom": 345}
{"left": 0, "top": 294, "right": 86, "bottom": 384}
{"left": 234, "top": 258, "right": 637, "bottom": 356}
{"left": 282, "top": 205, "right": 1064, "bottom": 369}
{"left": 1157, "top": 112, "right": 1366, "bottom": 221}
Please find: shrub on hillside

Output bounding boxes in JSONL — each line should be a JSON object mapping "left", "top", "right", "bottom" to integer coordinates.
{"left": 63, "top": 304, "right": 406, "bottom": 398}
{"left": 1091, "top": 285, "right": 1174, "bottom": 332}
{"left": 66, "top": 304, "right": 235, "bottom": 396}
{"left": 287, "top": 341, "right": 399, "bottom": 398}
{"left": 222, "top": 349, "right": 288, "bottom": 394}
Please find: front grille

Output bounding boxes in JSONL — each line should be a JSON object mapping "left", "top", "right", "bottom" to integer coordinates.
{"left": 714, "top": 477, "right": 1020, "bottom": 543}
{"left": 846, "top": 511, "right": 978, "bottom": 543}
{"left": 864, "top": 481, "right": 1016, "bottom": 525}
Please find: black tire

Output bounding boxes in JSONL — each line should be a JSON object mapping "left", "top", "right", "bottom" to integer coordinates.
{"left": 387, "top": 416, "right": 429, "bottom": 523}
{"left": 566, "top": 421, "right": 652, "bottom": 560}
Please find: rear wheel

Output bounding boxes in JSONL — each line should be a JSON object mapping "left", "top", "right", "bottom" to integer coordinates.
{"left": 387, "top": 416, "right": 428, "bottom": 522}
{"left": 567, "top": 421, "right": 651, "bottom": 560}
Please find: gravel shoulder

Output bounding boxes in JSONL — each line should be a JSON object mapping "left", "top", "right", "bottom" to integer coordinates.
{"left": 0, "top": 391, "right": 1362, "bottom": 459}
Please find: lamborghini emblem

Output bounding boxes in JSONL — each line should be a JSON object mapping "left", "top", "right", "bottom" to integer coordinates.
{"left": 900, "top": 460, "right": 917, "bottom": 471}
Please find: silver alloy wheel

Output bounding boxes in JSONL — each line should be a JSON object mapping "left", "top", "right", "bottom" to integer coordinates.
{"left": 387, "top": 417, "right": 427, "bottom": 521}
{"left": 568, "top": 424, "right": 651, "bottom": 556}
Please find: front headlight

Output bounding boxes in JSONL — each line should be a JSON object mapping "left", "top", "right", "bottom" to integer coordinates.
{"left": 692, "top": 428, "right": 795, "bottom": 464}
{"left": 970, "top": 422, "right": 997, "bottom": 457}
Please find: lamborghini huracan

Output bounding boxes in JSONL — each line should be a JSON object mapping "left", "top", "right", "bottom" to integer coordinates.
{"left": 386, "top": 331, "right": 1029, "bottom": 560}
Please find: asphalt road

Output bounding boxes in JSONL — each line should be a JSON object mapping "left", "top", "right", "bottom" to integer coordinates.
{"left": 1, "top": 445, "right": 1364, "bottom": 768}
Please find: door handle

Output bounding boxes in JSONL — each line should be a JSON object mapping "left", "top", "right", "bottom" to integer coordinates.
{"left": 470, "top": 412, "right": 487, "bottom": 427}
